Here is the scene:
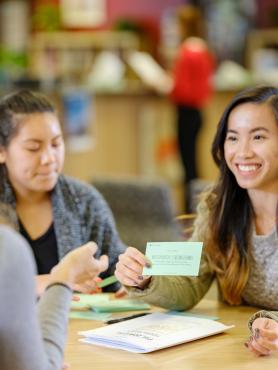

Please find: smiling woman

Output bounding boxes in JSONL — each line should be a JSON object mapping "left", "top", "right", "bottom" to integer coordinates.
{"left": 224, "top": 102, "right": 278, "bottom": 196}
{"left": 0, "top": 89, "right": 126, "bottom": 295}
{"left": 115, "top": 85, "right": 278, "bottom": 357}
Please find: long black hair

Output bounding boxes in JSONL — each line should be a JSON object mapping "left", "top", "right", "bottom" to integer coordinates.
{"left": 207, "top": 85, "right": 278, "bottom": 304}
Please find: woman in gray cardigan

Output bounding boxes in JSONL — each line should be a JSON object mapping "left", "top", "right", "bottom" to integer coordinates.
{"left": 0, "top": 89, "right": 126, "bottom": 294}
{"left": 0, "top": 222, "right": 108, "bottom": 370}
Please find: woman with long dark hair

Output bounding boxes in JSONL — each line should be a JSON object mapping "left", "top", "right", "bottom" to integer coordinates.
{"left": 115, "top": 86, "right": 278, "bottom": 356}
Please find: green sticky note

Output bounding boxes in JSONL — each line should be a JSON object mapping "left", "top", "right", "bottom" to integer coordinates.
{"left": 97, "top": 275, "right": 118, "bottom": 288}
{"left": 143, "top": 241, "right": 203, "bottom": 276}
{"left": 71, "top": 293, "right": 110, "bottom": 310}
{"left": 91, "top": 299, "right": 151, "bottom": 313}
{"left": 69, "top": 311, "right": 111, "bottom": 321}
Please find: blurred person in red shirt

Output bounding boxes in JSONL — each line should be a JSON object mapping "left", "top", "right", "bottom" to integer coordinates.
{"left": 170, "top": 5, "right": 215, "bottom": 212}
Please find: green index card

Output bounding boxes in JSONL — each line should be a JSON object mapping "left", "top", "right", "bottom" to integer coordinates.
{"left": 143, "top": 241, "right": 203, "bottom": 276}
{"left": 97, "top": 275, "right": 118, "bottom": 288}
{"left": 69, "top": 311, "right": 111, "bottom": 321}
{"left": 91, "top": 299, "right": 151, "bottom": 313}
{"left": 71, "top": 293, "right": 110, "bottom": 310}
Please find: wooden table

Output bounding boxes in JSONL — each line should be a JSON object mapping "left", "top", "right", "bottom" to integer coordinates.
{"left": 65, "top": 299, "right": 278, "bottom": 370}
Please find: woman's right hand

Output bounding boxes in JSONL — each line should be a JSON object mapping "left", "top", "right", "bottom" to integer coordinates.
{"left": 50, "top": 242, "right": 108, "bottom": 290}
{"left": 115, "top": 247, "right": 151, "bottom": 288}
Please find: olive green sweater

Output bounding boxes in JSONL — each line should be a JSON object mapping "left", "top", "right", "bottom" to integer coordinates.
{"left": 126, "top": 195, "right": 278, "bottom": 328}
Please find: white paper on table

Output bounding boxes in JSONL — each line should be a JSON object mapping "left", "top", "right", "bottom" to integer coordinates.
{"left": 79, "top": 312, "right": 234, "bottom": 353}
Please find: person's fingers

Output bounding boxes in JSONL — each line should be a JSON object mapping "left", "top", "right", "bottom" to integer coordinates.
{"left": 259, "top": 327, "right": 278, "bottom": 342}
{"left": 248, "top": 338, "right": 272, "bottom": 356}
{"left": 118, "top": 254, "right": 143, "bottom": 276}
{"left": 98, "top": 255, "right": 109, "bottom": 272}
{"left": 263, "top": 318, "right": 278, "bottom": 330}
{"left": 258, "top": 339, "right": 278, "bottom": 351}
{"left": 116, "top": 258, "right": 147, "bottom": 285}
{"left": 250, "top": 344, "right": 272, "bottom": 356}
{"left": 115, "top": 269, "right": 139, "bottom": 286}
{"left": 115, "top": 268, "right": 139, "bottom": 285}
{"left": 72, "top": 295, "right": 80, "bottom": 301}
{"left": 85, "top": 241, "right": 98, "bottom": 255}
{"left": 74, "top": 282, "right": 96, "bottom": 294}
{"left": 246, "top": 342, "right": 266, "bottom": 356}
{"left": 255, "top": 335, "right": 278, "bottom": 351}
{"left": 245, "top": 341, "right": 261, "bottom": 356}
{"left": 125, "top": 247, "right": 151, "bottom": 267}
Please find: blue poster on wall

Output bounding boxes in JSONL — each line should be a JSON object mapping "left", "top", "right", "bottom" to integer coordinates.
{"left": 62, "top": 89, "right": 94, "bottom": 151}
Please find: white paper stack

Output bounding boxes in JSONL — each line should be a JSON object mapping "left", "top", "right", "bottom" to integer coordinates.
{"left": 79, "top": 312, "right": 234, "bottom": 353}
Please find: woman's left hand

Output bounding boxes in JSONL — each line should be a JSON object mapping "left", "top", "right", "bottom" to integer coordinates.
{"left": 245, "top": 318, "right": 278, "bottom": 356}
{"left": 115, "top": 286, "right": 127, "bottom": 298}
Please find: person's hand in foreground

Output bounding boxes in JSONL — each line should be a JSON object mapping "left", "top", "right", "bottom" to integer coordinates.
{"left": 115, "top": 247, "right": 151, "bottom": 289}
{"left": 50, "top": 242, "right": 109, "bottom": 290}
{"left": 245, "top": 318, "right": 278, "bottom": 356}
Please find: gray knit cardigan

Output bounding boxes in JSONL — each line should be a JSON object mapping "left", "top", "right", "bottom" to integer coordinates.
{"left": 0, "top": 174, "right": 126, "bottom": 291}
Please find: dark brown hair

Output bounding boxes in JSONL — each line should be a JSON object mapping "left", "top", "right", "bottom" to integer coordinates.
{"left": 0, "top": 89, "right": 55, "bottom": 148}
{"left": 0, "top": 89, "right": 57, "bottom": 184}
{"left": 207, "top": 85, "right": 278, "bottom": 304}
